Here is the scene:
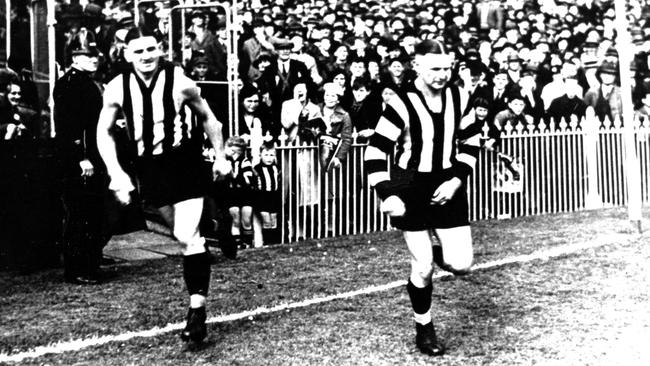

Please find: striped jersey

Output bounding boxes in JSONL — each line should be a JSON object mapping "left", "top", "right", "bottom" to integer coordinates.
{"left": 228, "top": 155, "right": 255, "bottom": 189}
{"left": 364, "top": 82, "right": 482, "bottom": 200}
{"left": 254, "top": 163, "right": 281, "bottom": 192}
{"left": 103, "top": 64, "right": 201, "bottom": 157}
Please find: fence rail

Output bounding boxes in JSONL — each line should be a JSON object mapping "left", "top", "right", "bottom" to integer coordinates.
{"left": 274, "top": 116, "right": 650, "bottom": 243}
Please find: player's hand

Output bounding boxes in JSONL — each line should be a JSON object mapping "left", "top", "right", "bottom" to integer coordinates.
{"left": 380, "top": 195, "right": 406, "bottom": 217}
{"left": 330, "top": 157, "right": 341, "bottom": 169}
{"left": 212, "top": 158, "right": 232, "bottom": 181}
{"left": 431, "top": 177, "right": 462, "bottom": 205}
{"left": 108, "top": 171, "right": 135, "bottom": 205}
{"left": 357, "top": 129, "right": 375, "bottom": 138}
{"left": 79, "top": 159, "right": 94, "bottom": 177}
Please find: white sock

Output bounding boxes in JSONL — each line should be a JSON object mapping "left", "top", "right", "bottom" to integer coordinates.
{"left": 413, "top": 310, "right": 432, "bottom": 325}
{"left": 190, "top": 294, "right": 206, "bottom": 309}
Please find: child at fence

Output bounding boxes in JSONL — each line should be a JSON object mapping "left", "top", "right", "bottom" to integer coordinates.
{"left": 223, "top": 136, "right": 256, "bottom": 248}
{"left": 253, "top": 142, "right": 282, "bottom": 245}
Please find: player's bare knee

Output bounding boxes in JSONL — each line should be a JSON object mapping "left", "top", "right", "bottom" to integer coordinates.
{"left": 444, "top": 256, "right": 473, "bottom": 275}
{"left": 411, "top": 261, "right": 434, "bottom": 284}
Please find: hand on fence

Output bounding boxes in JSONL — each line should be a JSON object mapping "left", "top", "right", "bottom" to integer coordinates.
{"left": 380, "top": 195, "right": 406, "bottom": 217}
{"left": 430, "top": 177, "right": 462, "bottom": 206}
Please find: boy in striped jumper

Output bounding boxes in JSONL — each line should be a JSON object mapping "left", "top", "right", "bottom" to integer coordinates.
{"left": 364, "top": 39, "right": 482, "bottom": 356}
{"left": 223, "top": 136, "right": 256, "bottom": 248}
{"left": 253, "top": 142, "right": 282, "bottom": 245}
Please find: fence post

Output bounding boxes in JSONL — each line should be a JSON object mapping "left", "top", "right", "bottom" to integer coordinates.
{"left": 583, "top": 114, "right": 603, "bottom": 210}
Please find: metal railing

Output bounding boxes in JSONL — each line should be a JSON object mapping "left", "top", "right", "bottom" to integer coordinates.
{"left": 273, "top": 115, "right": 650, "bottom": 243}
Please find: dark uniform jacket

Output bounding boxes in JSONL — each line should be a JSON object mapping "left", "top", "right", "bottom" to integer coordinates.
{"left": 53, "top": 67, "right": 105, "bottom": 178}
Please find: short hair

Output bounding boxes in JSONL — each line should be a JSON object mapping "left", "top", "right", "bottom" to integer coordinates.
{"left": 226, "top": 136, "right": 247, "bottom": 149}
{"left": 414, "top": 39, "right": 446, "bottom": 56}
{"left": 351, "top": 77, "right": 370, "bottom": 91}
{"left": 124, "top": 26, "right": 160, "bottom": 45}
{"left": 260, "top": 141, "right": 276, "bottom": 153}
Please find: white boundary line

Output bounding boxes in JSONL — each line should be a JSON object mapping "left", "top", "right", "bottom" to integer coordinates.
{"left": 0, "top": 235, "right": 629, "bottom": 364}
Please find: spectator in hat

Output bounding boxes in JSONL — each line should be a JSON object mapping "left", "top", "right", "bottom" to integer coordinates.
{"left": 584, "top": 60, "right": 623, "bottom": 122}
{"left": 203, "top": 22, "right": 229, "bottom": 79}
{"left": 380, "top": 55, "right": 413, "bottom": 94}
{"left": 187, "top": 10, "right": 216, "bottom": 55}
{"left": 265, "top": 38, "right": 312, "bottom": 135}
{"left": 288, "top": 27, "right": 323, "bottom": 86}
{"left": 242, "top": 19, "right": 277, "bottom": 81}
{"left": 506, "top": 53, "right": 523, "bottom": 84}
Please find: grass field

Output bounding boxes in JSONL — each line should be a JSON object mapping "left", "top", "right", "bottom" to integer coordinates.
{"left": 1, "top": 207, "right": 649, "bottom": 366}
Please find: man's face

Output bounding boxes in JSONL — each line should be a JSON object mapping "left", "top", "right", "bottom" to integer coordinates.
{"left": 600, "top": 72, "right": 616, "bottom": 85}
{"left": 415, "top": 53, "right": 452, "bottom": 90}
{"left": 260, "top": 149, "right": 277, "bottom": 165}
{"left": 243, "top": 94, "right": 260, "bottom": 113}
{"left": 73, "top": 54, "right": 99, "bottom": 73}
{"left": 126, "top": 36, "right": 161, "bottom": 75}
{"left": 350, "top": 61, "right": 366, "bottom": 77}
{"left": 353, "top": 86, "right": 369, "bottom": 102}
{"left": 7, "top": 84, "right": 21, "bottom": 106}
{"left": 333, "top": 73, "right": 346, "bottom": 88}
{"left": 278, "top": 48, "right": 291, "bottom": 61}
{"left": 509, "top": 99, "right": 525, "bottom": 115}
{"left": 193, "top": 64, "right": 208, "bottom": 78}
{"left": 508, "top": 59, "right": 521, "bottom": 71}
{"left": 494, "top": 74, "right": 509, "bottom": 90}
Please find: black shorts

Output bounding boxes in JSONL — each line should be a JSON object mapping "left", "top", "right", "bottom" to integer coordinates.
{"left": 221, "top": 187, "right": 254, "bottom": 209}
{"left": 389, "top": 167, "right": 469, "bottom": 231}
{"left": 136, "top": 145, "right": 211, "bottom": 208}
{"left": 255, "top": 190, "right": 281, "bottom": 213}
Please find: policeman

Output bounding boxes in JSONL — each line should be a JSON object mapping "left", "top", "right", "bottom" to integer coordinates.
{"left": 54, "top": 28, "right": 107, "bottom": 285}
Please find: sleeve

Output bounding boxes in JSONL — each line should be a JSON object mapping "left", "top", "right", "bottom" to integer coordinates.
{"left": 363, "top": 96, "right": 409, "bottom": 200}
{"left": 335, "top": 112, "right": 353, "bottom": 161}
{"left": 452, "top": 106, "right": 482, "bottom": 180}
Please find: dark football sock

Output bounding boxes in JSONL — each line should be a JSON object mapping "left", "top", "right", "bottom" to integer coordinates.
{"left": 183, "top": 252, "right": 211, "bottom": 297}
{"left": 406, "top": 279, "right": 433, "bottom": 315}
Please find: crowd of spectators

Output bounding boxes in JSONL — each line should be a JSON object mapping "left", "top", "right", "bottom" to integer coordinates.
{"left": 4, "top": 0, "right": 650, "bottom": 267}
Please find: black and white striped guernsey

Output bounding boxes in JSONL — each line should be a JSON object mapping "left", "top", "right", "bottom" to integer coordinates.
{"left": 364, "top": 83, "right": 482, "bottom": 200}
{"left": 254, "top": 164, "right": 280, "bottom": 192}
{"left": 117, "top": 64, "right": 201, "bottom": 157}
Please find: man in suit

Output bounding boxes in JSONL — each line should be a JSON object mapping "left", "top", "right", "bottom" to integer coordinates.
{"left": 265, "top": 38, "right": 312, "bottom": 137}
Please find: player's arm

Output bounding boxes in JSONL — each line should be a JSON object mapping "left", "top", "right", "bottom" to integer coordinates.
{"left": 180, "top": 74, "right": 231, "bottom": 178}
{"left": 97, "top": 81, "right": 136, "bottom": 204}
{"left": 364, "top": 97, "right": 409, "bottom": 215}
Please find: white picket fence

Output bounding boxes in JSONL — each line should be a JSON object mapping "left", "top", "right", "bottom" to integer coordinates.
{"left": 275, "top": 116, "right": 650, "bottom": 243}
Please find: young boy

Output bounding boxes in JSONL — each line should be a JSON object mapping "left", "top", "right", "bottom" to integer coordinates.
{"left": 253, "top": 142, "right": 282, "bottom": 245}
{"left": 223, "top": 136, "right": 256, "bottom": 248}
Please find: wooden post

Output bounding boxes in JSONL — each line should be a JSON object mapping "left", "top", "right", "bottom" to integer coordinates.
{"left": 614, "top": 0, "right": 643, "bottom": 232}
